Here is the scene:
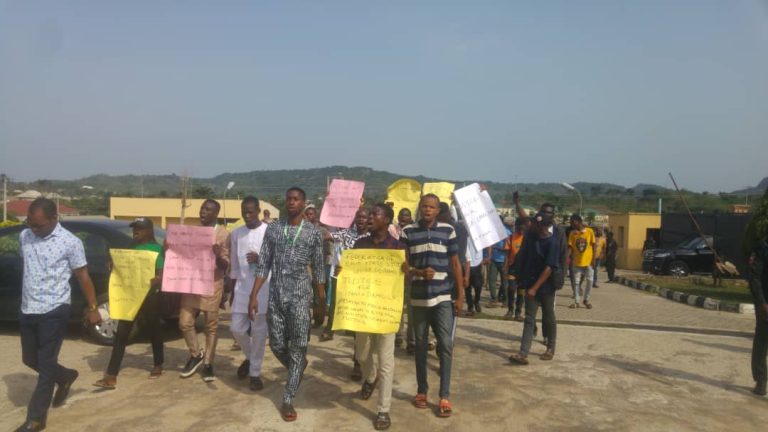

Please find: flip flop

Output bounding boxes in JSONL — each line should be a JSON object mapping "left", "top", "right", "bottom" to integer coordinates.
{"left": 280, "top": 403, "right": 297, "bottom": 422}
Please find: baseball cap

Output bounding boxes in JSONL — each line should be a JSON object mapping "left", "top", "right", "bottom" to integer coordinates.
{"left": 129, "top": 217, "right": 154, "bottom": 230}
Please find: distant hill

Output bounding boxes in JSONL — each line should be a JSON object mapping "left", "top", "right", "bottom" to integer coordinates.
{"left": 732, "top": 177, "right": 768, "bottom": 196}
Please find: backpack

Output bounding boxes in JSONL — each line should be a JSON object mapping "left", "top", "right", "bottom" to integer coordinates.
{"left": 549, "top": 225, "right": 568, "bottom": 291}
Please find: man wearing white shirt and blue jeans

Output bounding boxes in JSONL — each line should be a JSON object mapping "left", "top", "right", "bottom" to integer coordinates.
{"left": 16, "top": 198, "right": 101, "bottom": 432}
{"left": 229, "top": 196, "right": 271, "bottom": 391}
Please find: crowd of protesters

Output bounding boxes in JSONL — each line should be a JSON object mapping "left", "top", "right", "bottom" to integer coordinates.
{"left": 14, "top": 185, "right": 766, "bottom": 432}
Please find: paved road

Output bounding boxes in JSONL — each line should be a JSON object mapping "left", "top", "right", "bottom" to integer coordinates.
{"left": 1, "top": 315, "right": 765, "bottom": 431}
{"left": 477, "top": 269, "right": 754, "bottom": 335}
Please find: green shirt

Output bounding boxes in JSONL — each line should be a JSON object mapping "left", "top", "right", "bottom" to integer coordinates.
{"left": 134, "top": 242, "right": 164, "bottom": 270}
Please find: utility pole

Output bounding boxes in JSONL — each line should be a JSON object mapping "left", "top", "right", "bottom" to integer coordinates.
{"left": 180, "top": 172, "right": 190, "bottom": 225}
{"left": 140, "top": 175, "right": 144, "bottom": 198}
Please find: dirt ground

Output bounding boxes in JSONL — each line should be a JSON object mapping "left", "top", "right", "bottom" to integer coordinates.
{"left": 1, "top": 316, "right": 766, "bottom": 432}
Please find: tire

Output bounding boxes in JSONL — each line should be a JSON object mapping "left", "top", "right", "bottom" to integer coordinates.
{"left": 668, "top": 260, "right": 690, "bottom": 277}
{"left": 85, "top": 294, "right": 138, "bottom": 345}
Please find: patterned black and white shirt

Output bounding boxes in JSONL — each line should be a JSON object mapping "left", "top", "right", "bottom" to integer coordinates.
{"left": 255, "top": 218, "right": 325, "bottom": 304}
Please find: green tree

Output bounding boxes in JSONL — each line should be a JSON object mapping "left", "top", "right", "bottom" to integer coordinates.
{"left": 743, "top": 189, "right": 768, "bottom": 255}
{"left": 193, "top": 185, "right": 215, "bottom": 198}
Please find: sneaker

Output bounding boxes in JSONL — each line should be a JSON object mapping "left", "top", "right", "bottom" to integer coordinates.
{"left": 180, "top": 351, "right": 204, "bottom": 378}
{"left": 351, "top": 361, "right": 363, "bottom": 382}
{"left": 569, "top": 302, "right": 579, "bottom": 309}
{"left": 202, "top": 364, "right": 215, "bottom": 382}
{"left": 474, "top": 302, "right": 482, "bottom": 313}
{"left": 249, "top": 376, "right": 264, "bottom": 391}
{"left": 237, "top": 359, "right": 250, "bottom": 379}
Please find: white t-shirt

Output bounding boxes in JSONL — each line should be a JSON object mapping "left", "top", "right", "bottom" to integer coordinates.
{"left": 229, "top": 224, "right": 270, "bottom": 315}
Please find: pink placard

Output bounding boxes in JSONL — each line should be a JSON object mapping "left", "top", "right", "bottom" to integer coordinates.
{"left": 161, "top": 224, "right": 215, "bottom": 295}
{"left": 320, "top": 179, "right": 365, "bottom": 228}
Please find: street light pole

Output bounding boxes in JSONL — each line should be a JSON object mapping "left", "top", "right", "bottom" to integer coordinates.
{"left": 561, "top": 182, "right": 582, "bottom": 216}
{"left": 1, "top": 174, "right": 7, "bottom": 222}
{"left": 223, "top": 181, "right": 235, "bottom": 227}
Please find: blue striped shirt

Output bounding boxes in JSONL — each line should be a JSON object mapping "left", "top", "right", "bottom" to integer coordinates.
{"left": 400, "top": 221, "right": 458, "bottom": 307}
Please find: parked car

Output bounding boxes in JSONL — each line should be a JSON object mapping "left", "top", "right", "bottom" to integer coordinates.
{"left": 642, "top": 235, "right": 715, "bottom": 277}
{"left": 0, "top": 220, "right": 181, "bottom": 345}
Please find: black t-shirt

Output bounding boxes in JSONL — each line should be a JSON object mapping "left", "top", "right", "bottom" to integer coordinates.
{"left": 517, "top": 231, "right": 560, "bottom": 295}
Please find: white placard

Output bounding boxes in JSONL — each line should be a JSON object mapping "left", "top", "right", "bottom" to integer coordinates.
{"left": 454, "top": 183, "right": 509, "bottom": 251}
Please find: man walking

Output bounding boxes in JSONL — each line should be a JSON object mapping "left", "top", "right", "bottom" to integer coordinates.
{"left": 400, "top": 194, "right": 464, "bottom": 418}
{"left": 567, "top": 214, "right": 596, "bottom": 309}
{"left": 229, "top": 196, "right": 270, "bottom": 391}
{"left": 748, "top": 234, "right": 768, "bottom": 396}
{"left": 249, "top": 187, "right": 326, "bottom": 422}
{"left": 349, "top": 203, "right": 407, "bottom": 430}
{"left": 178, "top": 199, "right": 230, "bottom": 382}
{"left": 16, "top": 198, "right": 101, "bottom": 432}
{"left": 508, "top": 210, "right": 560, "bottom": 365}
{"left": 605, "top": 230, "right": 618, "bottom": 283}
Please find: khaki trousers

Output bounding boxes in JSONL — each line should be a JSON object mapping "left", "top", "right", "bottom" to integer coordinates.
{"left": 179, "top": 305, "right": 219, "bottom": 365}
{"left": 356, "top": 332, "right": 395, "bottom": 413}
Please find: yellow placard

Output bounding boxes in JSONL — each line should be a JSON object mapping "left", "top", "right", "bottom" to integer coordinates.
{"left": 108, "top": 249, "right": 158, "bottom": 321}
{"left": 332, "top": 249, "right": 406, "bottom": 334}
{"left": 422, "top": 182, "right": 455, "bottom": 205}
{"left": 386, "top": 178, "right": 421, "bottom": 222}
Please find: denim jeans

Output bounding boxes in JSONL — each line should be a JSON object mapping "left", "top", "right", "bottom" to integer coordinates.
{"left": 520, "top": 293, "right": 556, "bottom": 356}
{"left": 465, "top": 266, "right": 483, "bottom": 309}
{"left": 571, "top": 266, "right": 594, "bottom": 303}
{"left": 20, "top": 304, "right": 76, "bottom": 422}
{"left": 413, "top": 301, "right": 455, "bottom": 398}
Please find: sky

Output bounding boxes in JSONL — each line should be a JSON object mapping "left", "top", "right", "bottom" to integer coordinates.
{"left": 1, "top": 0, "right": 767, "bottom": 193}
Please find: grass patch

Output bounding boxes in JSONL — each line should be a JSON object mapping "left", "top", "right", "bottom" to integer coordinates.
{"left": 634, "top": 275, "right": 752, "bottom": 304}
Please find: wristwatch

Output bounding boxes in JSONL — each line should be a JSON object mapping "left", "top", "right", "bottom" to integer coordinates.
{"left": 88, "top": 304, "right": 98, "bottom": 312}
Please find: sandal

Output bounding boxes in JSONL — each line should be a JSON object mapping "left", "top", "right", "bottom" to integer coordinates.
{"left": 540, "top": 351, "right": 554, "bottom": 361}
{"left": 438, "top": 399, "right": 453, "bottom": 418}
{"left": 413, "top": 393, "right": 428, "bottom": 409}
{"left": 149, "top": 365, "right": 163, "bottom": 379}
{"left": 373, "top": 412, "right": 391, "bottom": 430}
{"left": 93, "top": 376, "right": 117, "bottom": 390}
{"left": 280, "top": 403, "right": 297, "bottom": 422}
{"left": 508, "top": 352, "right": 529, "bottom": 365}
{"left": 361, "top": 378, "right": 378, "bottom": 400}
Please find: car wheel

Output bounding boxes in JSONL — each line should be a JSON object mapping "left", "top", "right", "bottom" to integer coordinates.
{"left": 87, "top": 294, "right": 119, "bottom": 345}
{"left": 668, "top": 260, "right": 690, "bottom": 277}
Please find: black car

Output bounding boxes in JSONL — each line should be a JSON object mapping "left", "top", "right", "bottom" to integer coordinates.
{"left": 0, "top": 219, "right": 180, "bottom": 345}
{"left": 642, "top": 235, "right": 715, "bottom": 277}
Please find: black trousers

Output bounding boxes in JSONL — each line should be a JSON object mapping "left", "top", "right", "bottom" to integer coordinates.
{"left": 606, "top": 257, "right": 616, "bottom": 281}
{"left": 20, "top": 304, "right": 76, "bottom": 422}
{"left": 107, "top": 290, "right": 164, "bottom": 376}
{"left": 465, "top": 266, "right": 483, "bottom": 308}
{"left": 752, "top": 307, "right": 768, "bottom": 385}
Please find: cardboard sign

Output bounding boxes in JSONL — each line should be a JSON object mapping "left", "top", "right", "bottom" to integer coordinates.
{"left": 162, "top": 224, "right": 215, "bottom": 295}
{"left": 454, "top": 183, "right": 509, "bottom": 250}
{"left": 108, "top": 249, "right": 158, "bottom": 321}
{"left": 320, "top": 179, "right": 366, "bottom": 228}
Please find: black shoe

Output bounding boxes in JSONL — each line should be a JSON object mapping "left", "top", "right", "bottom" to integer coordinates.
{"left": 351, "top": 361, "right": 363, "bottom": 382}
{"left": 474, "top": 302, "right": 482, "bottom": 313}
{"left": 249, "top": 376, "right": 264, "bottom": 391}
{"left": 406, "top": 343, "right": 415, "bottom": 355}
{"left": 202, "top": 364, "right": 215, "bottom": 382}
{"left": 754, "top": 382, "right": 767, "bottom": 396}
{"left": 14, "top": 420, "right": 46, "bottom": 432}
{"left": 180, "top": 352, "right": 204, "bottom": 378}
{"left": 237, "top": 359, "right": 250, "bottom": 379}
{"left": 52, "top": 369, "right": 78, "bottom": 408}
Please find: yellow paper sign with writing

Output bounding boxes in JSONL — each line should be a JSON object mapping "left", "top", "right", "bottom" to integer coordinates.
{"left": 109, "top": 249, "right": 158, "bottom": 321}
{"left": 386, "top": 178, "right": 421, "bottom": 222}
{"left": 332, "top": 249, "right": 406, "bottom": 334}
{"left": 422, "top": 182, "right": 455, "bottom": 205}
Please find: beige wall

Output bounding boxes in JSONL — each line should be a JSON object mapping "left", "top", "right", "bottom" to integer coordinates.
{"left": 607, "top": 213, "right": 661, "bottom": 270}
{"left": 110, "top": 197, "right": 280, "bottom": 229}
